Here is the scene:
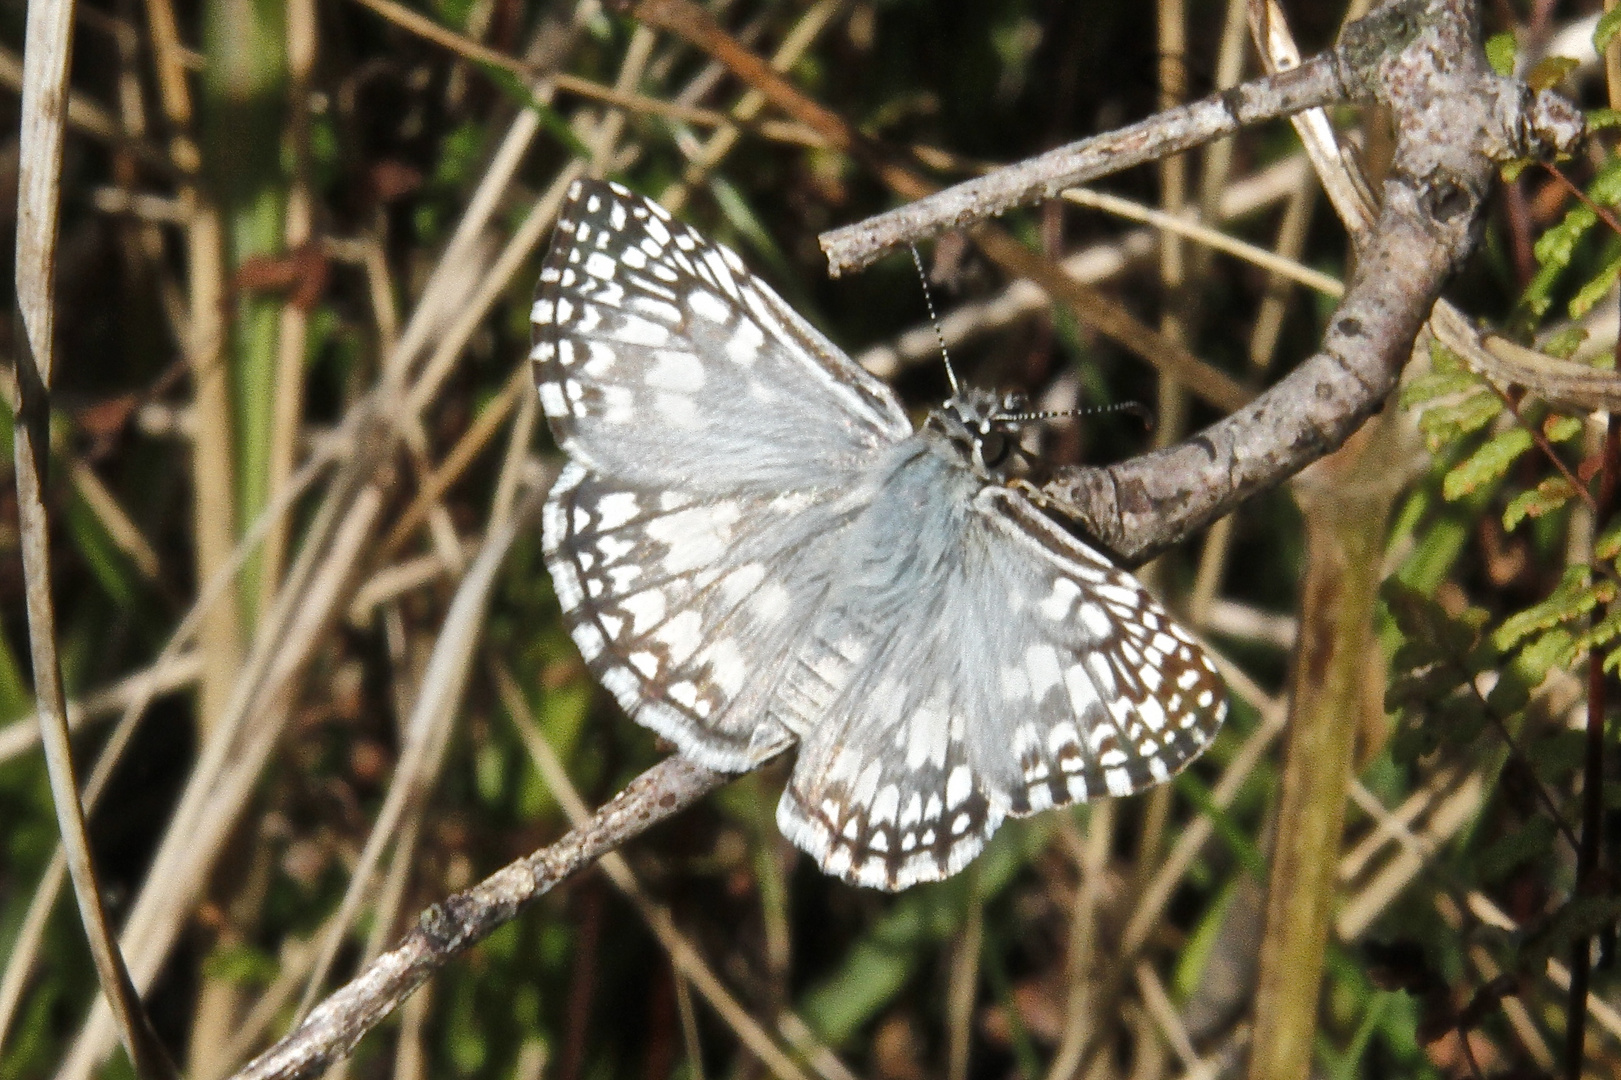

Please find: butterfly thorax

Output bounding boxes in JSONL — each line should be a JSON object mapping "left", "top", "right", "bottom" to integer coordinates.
{"left": 925, "top": 387, "right": 1033, "bottom": 481}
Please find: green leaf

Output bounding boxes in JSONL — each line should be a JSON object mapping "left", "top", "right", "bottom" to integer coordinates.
{"left": 1597, "top": 515, "right": 1621, "bottom": 560}
{"left": 1588, "top": 107, "right": 1621, "bottom": 131}
{"left": 1501, "top": 158, "right": 1532, "bottom": 183}
{"left": 1542, "top": 326, "right": 1589, "bottom": 360}
{"left": 1494, "top": 566, "right": 1611, "bottom": 651}
{"left": 1597, "top": 7, "right": 1621, "bottom": 55}
{"left": 1430, "top": 337, "right": 1465, "bottom": 373}
{"left": 1418, "top": 391, "right": 1503, "bottom": 451}
{"left": 1527, "top": 55, "right": 1579, "bottom": 91}
{"left": 1533, "top": 202, "right": 1598, "bottom": 268}
{"left": 1521, "top": 626, "right": 1577, "bottom": 680}
{"left": 1444, "top": 427, "right": 1531, "bottom": 500}
{"left": 1570, "top": 245, "right": 1621, "bottom": 319}
{"left": 1543, "top": 414, "right": 1584, "bottom": 442}
{"left": 1503, "top": 476, "right": 1579, "bottom": 531}
{"left": 1566, "top": 607, "right": 1621, "bottom": 659}
{"left": 1485, "top": 31, "right": 1517, "bottom": 76}
{"left": 1399, "top": 369, "right": 1482, "bottom": 409}
{"left": 1591, "top": 155, "right": 1621, "bottom": 205}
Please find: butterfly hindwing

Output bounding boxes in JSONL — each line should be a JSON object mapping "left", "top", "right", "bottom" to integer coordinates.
{"left": 544, "top": 462, "right": 874, "bottom": 771}
{"left": 965, "top": 487, "right": 1227, "bottom": 814}
{"left": 772, "top": 460, "right": 1226, "bottom": 890}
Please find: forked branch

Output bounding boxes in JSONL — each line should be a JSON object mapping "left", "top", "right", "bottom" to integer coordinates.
{"left": 229, "top": 1, "right": 1583, "bottom": 1076}
{"left": 824, "top": 0, "right": 1582, "bottom": 564}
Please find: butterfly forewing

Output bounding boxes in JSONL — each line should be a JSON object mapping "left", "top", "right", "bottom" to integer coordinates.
{"left": 531, "top": 180, "right": 910, "bottom": 498}
{"left": 533, "top": 178, "right": 1230, "bottom": 891}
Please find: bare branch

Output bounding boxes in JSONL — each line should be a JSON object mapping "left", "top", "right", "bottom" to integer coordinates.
{"left": 231, "top": 755, "right": 726, "bottom": 1080}
{"left": 819, "top": 53, "right": 1347, "bottom": 276}
{"left": 1048, "top": 0, "right": 1582, "bottom": 563}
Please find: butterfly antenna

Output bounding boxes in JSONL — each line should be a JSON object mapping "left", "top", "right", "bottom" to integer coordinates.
{"left": 1006, "top": 400, "right": 1156, "bottom": 434}
{"left": 909, "top": 243, "right": 960, "bottom": 399}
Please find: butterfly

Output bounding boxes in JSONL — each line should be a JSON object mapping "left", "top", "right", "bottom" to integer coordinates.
{"left": 530, "top": 178, "right": 1227, "bottom": 890}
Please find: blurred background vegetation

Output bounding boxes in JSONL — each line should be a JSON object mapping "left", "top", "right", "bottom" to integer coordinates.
{"left": 2, "top": 0, "right": 1621, "bottom": 1078}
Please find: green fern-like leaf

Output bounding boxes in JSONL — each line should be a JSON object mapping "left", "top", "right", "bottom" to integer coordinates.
{"left": 1570, "top": 244, "right": 1621, "bottom": 319}
{"left": 1444, "top": 427, "right": 1531, "bottom": 500}
{"left": 1520, "top": 626, "right": 1578, "bottom": 681}
{"left": 1598, "top": 8, "right": 1621, "bottom": 54}
{"left": 1503, "top": 477, "right": 1579, "bottom": 531}
{"left": 1564, "top": 607, "right": 1621, "bottom": 662}
{"left": 1588, "top": 107, "right": 1621, "bottom": 130}
{"left": 1494, "top": 567, "right": 1613, "bottom": 652}
{"left": 1400, "top": 369, "right": 1483, "bottom": 409}
{"left": 1541, "top": 326, "right": 1589, "bottom": 359}
{"left": 1485, "top": 31, "right": 1517, "bottom": 76}
{"left": 1418, "top": 392, "right": 1504, "bottom": 451}
{"left": 1596, "top": 515, "right": 1621, "bottom": 560}
{"left": 1543, "top": 414, "right": 1583, "bottom": 442}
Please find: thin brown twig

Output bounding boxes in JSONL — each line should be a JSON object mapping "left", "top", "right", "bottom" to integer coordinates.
{"left": 1545, "top": 160, "right": 1621, "bottom": 239}
{"left": 347, "top": 0, "right": 823, "bottom": 145}
{"left": 628, "top": 0, "right": 1253, "bottom": 415}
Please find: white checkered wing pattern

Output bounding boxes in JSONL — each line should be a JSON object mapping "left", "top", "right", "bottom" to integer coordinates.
{"left": 543, "top": 460, "right": 868, "bottom": 770}
{"left": 531, "top": 179, "right": 911, "bottom": 499}
{"left": 774, "top": 463, "right": 1226, "bottom": 890}
{"left": 533, "top": 178, "right": 1230, "bottom": 890}
{"left": 534, "top": 179, "right": 903, "bottom": 770}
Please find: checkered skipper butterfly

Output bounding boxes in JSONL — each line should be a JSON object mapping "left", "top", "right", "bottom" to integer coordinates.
{"left": 531, "top": 179, "right": 1227, "bottom": 890}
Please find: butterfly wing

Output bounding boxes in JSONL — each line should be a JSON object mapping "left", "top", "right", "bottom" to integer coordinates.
{"left": 544, "top": 459, "right": 884, "bottom": 770}
{"left": 531, "top": 179, "right": 912, "bottom": 499}
{"left": 534, "top": 179, "right": 916, "bottom": 769}
{"left": 775, "top": 449, "right": 1227, "bottom": 890}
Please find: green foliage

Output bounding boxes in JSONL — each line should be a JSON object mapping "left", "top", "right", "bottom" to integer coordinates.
{"left": 1443, "top": 426, "right": 1530, "bottom": 500}
{"left": 1596, "top": 7, "right": 1621, "bottom": 55}
{"left": 1485, "top": 32, "right": 1517, "bottom": 76}
{"left": 1502, "top": 476, "right": 1577, "bottom": 530}
{"left": 1492, "top": 566, "right": 1614, "bottom": 653}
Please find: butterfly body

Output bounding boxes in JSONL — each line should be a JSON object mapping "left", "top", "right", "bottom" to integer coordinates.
{"left": 532, "top": 179, "right": 1227, "bottom": 890}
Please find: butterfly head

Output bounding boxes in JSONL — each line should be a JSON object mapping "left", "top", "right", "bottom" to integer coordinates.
{"left": 931, "top": 388, "right": 1036, "bottom": 477}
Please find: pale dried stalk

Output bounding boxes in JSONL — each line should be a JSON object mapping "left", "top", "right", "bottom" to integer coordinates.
{"left": 12, "top": 0, "right": 172, "bottom": 1071}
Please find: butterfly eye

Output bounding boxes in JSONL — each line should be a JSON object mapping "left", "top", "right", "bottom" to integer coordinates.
{"left": 976, "top": 430, "right": 1010, "bottom": 469}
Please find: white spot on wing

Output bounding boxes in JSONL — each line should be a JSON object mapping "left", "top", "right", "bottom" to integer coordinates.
{"left": 688, "top": 289, "right": 731, "bottom": 323}
{"left": 621, "top": 590, "right": 667, "bottom": 635}
{"left": 646, "top": 350, "right": 706, "bottom": 392}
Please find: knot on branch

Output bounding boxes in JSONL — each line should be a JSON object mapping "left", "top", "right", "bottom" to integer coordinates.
{"left": 1502, "top": 83, "right": 1586, "bottom": 163}
{"left": 417, "top": 900, "right": 472, "bottom": 952}
{"left": 1335, "top": 0, "right": 1431, "bottom": 96}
